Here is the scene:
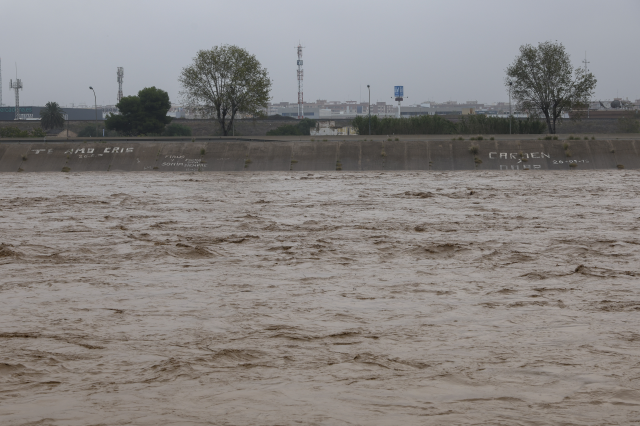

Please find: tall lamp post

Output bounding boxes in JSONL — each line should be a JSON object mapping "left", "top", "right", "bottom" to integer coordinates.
{"left": 508, "top": 81, "right": 513, "bottom": 135}
{"left": 89, "top": 86, "right": 97, "bottom": 137}
{"left": 367, "top": 84, "right": 371, "bottom": 136}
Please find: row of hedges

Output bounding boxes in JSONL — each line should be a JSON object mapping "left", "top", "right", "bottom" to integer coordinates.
{"left": 0, "top": 126, "right": 47, "bottom": 138}
{"left": 351, "top": 114, "right": 546, "bottom": 135}
{"left": 266, "top": 118, "right": 316, "bottom": 136}
{"left": 81, "top": 123, "right": 192, "bottom": 137}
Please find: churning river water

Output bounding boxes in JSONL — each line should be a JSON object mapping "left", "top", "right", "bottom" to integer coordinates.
{"left": 1, "top": 170, "right": 639, "bottom": 425}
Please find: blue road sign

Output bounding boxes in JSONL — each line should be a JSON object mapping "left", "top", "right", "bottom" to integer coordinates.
{"left": 394, "top": 86, "right": 404, "bottom": 97}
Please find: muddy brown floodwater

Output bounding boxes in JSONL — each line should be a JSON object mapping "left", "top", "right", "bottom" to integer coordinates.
{"left": 1, "top": 171, "right": 639, "bottom": 425}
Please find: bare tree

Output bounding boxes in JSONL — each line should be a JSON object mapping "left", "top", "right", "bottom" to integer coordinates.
{"left": 506, "top": 41, "right": 596, "bottom": 134}
{"left": 179, "top": 45, "right": 271, "bottom": 136}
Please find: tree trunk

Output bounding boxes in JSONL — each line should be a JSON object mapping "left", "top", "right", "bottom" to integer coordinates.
{"left": 218, "top": 116, "right": 228, "bottom": 136}
{"left": 225, "top": 110, "right": 237, "bottom": 137}
{"left": 544, "top": 114, "right": 553, "bottom": 134}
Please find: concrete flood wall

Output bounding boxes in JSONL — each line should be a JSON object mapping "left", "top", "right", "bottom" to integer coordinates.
{"left": 1, "top": 139, "right": 638, "bottom": 172}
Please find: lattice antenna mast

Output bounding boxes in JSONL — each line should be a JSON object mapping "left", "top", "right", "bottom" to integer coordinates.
{"left": 117, "top": 67, "right": 124, "bottom": 103}
{"left": 0, "top": 57, "right": 3, "bottom": 106}
{"left": 582, "top": 52, "right": 590, "bottom": 73}
{"left": 9, "top": 64, "right": 23, "bottom": 120}
{"left": 296, "top": 44, "right": 304, "bottom": 119}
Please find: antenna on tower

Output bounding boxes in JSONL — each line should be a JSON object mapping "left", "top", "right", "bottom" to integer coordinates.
{"left": 582, "top": 52, "right": 590, "bottom": 73}
{"left": 296, "top": 44, "right": 304, "bottom": 119}
{"left": 117, "top": 67, "right": 124, "bottom": 103}
{"left": 9, "top": 63, "right": 23, "bottom": 120}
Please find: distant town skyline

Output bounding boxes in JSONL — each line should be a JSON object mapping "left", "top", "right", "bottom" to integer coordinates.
{"left": 1, "top": 0, "right": 639, "bottom": 108}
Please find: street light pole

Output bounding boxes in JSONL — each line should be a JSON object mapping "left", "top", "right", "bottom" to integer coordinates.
{"left": 508, "top": 81, "right": 513, "bottom": 135}
{"left": 367, "top": 84, "right": 371, "bottom": 136}
{"left": 89, "top": 86, "right": 97, "bottom": 137}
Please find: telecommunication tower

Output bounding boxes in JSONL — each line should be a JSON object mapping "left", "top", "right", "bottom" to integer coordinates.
{"left": 582, "top": 51, "right": 590, "bottom": 73}
{"left": 9, "top": 65, "right": 23, "bottom": 120}
{"left": 0, "top": 58, "right": 3, "bottom": 106}
{"left": 117, "top": 67, "right": 124, "bottom": 102}
{"left": 296, "top": 44, "right": 304, "bottom": 119}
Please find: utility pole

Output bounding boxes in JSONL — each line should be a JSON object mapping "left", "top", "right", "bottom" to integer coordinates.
{"left": 583, "top": 52, "right": 591, "bottom": 118}
{"left": 367, "top": 85, "right": 371, "bottom": 136}
{"left": 508, "top": 81, "right": 513, "bottom": 135}
{"left": 89, "top": 86, "right": 97, "bottom": 137}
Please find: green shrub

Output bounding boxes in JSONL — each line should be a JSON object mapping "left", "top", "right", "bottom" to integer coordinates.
{"left": 164, "top": 123, "right": 192, "bottom": 136}
{"left": 352, "top": 114, "right": 457, "bottom": 135}
{"left": 0, "top": 126, "right": 48, "bottom": 138}
{"left": 469, "top": 145, "right": 479, "bottom": 155}
{"left": 350, "top": 114, "right": 545, "bottom": 136}
{"left": 77, "top": 125, "right": 98, "bottom": 137}
{"left": 30, "top": 127, "right": 47, "bottom": 137}
{"left": 267, "top": 118, "right": 316, "bottom": 136}
{"left": 0, "top": 126, "right": 29, "bottom": 138}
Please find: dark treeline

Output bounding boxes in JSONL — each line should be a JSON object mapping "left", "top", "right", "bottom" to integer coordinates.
{"left": 352, "top": 115, "right": 546, "bottom": 135}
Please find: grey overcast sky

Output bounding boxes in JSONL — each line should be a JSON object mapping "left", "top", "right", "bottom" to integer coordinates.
{"left": 1, "top": 0, "right": 638, "bottom": 107}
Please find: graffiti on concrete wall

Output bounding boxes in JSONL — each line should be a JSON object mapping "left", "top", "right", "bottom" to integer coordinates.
{"left": 161, "top": 155, "right": 207, "bottom": 171}
{"left": 25, "top": 147, "right": 207, "bottom": 171}
{"left": 488, "top": 151, "right": 590, "bottom": 170}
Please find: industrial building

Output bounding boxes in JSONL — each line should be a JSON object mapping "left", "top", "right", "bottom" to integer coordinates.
{"left": 0, "top": 106, "right": 102, "bottom": 121}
